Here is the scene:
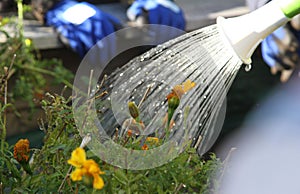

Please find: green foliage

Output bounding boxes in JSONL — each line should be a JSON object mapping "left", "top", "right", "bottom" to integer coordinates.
{"left": 98, "top": 149, "right": 222, "bottom": 194}
{"left": 0, "top": 15, "right": 73, "bottom": 113}
{"left": 26, "top": 94, "right": 81, "bottom": 192}
{"left": 0, "top": 92, "right": 224, "bottom": 193}
{"left": 0, "top": 94, "right": 80, "bottom": 193}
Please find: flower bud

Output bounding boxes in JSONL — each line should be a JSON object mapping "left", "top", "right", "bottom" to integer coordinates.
{"left": 3, "top": 66, "right": 8, "bottom": 74}
{"left": 168, "top": 96, "right": 180, "bottom": 110}
{"left": 128, "top": 101, "right": 139, "bottom": 119}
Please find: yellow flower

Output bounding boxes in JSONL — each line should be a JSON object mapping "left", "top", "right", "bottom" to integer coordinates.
{"left": 167, "top": 79, "right": 196, "bottom": 100}
{"left": 83, "top": 160, "right": 105, "bottom": 189}
{"left": 68, "top": 148, "right": 105, "bottom": 190}
{"left": 24, "top": 38, "right": 32, "bottom": 47}
{"left": 68, "top": 147, "right": 86, "bottom": 168}
{"left": 182, "top": 79, "right": 196, "bottom": 93}
{"left": 13, "top": 139, "right": 30, "bottom": 163}
{"left": 70, "top": 168, "right": 84, "bottom": 181}
{"left": 146, "top": 137, "right": 159, "bottom": 145}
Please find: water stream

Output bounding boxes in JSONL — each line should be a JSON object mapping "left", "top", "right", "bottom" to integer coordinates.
{"left": 95, "top": 24, "right": 243, "bottom": 155}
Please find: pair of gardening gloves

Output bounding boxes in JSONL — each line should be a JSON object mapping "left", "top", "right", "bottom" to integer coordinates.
{"left": 32, "top": 0, "right": 185, "bottom": 58}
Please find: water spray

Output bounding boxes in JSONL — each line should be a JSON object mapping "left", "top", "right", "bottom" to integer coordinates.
{"left": 73, "top": 0, "right": 300, "bottom": 170}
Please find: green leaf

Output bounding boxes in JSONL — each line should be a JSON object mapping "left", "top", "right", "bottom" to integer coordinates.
{"left": 129, "top": 174, "right": 144, "bottom": 184}
{"left": 48, "top": 144, "right": 67, "bottom": 153}
{"left": 8, "top": 158, "right": 21, "bottom": 180}
{"left": 113, "top": 169, "right": 128, "bottom": 185}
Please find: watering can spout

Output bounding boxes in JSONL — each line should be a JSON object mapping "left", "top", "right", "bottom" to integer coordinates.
{"left": 217, "top": 0, "right": 300, "bottom": 64}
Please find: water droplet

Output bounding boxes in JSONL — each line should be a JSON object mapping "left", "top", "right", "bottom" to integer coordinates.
{"left": 203, "top": 95, "right": 207, "bottom": 99}
{"left": 119, "top": 73, "right": 124, "bottom": 77}
{"left": 109, "top": 84, "right": 113, "bottom": 88}
{"left": 155, "top": 46, "right": 164, "bottom": 54}
{"left": 183, "top": 184, "right": 186, "bottom": 188}
{"left": 142, "top": 52, "right": 150, "bottom": 59}
{"left": 245, "top": 64, "right": 252, "bottom": 72}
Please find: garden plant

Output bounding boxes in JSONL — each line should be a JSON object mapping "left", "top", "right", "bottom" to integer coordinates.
{"left": 0, "top": 1, "right": 227, "bottom": 193}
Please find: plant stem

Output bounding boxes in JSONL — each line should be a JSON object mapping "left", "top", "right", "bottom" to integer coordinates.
{"left": 1, "top": 81, "right": 7, "bottom": 152}
{"left": 17, "top": 0, "right": 24, "bottom": 37}
{"left": 87, "top": 69, "right": 94, "bottom": 97}
{"left": 0, "top": 90, "right": 7, "bottom": 155}
{"left": 137, "top": 84, "right": 152, "bottom": 108}
{"left": 0, "top": 55, "right": 15, "bottom": 154}
{"left": 58, "top": 166, "right": 73, "bottom": 192}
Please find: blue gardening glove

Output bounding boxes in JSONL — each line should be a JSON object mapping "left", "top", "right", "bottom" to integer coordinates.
{"left": 127, "top": 0, "right": 185, "bottom": 30}
{"left": 261, "top": 26, "right": 300, "bottom": 82}
{"left": 45, "top": 0, "right": 122, "bottom": 58}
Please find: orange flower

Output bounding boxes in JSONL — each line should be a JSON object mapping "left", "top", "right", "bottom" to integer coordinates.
{"left": 68, "top": 148, "right": 105, "bottom": 190}
{"left": 141, "top": 144, "right": 149, "bottom": 150}
{"left": 13, "top": 139, "right": 30, "bottom": 163}
{"left": 127, "top": 129, "right": 133, "bottom": 137}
